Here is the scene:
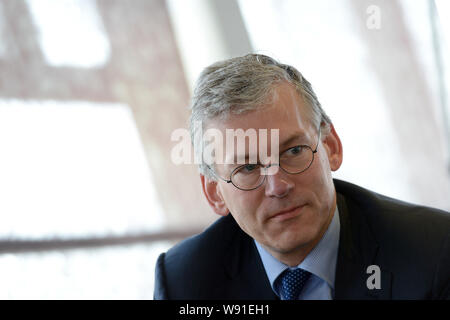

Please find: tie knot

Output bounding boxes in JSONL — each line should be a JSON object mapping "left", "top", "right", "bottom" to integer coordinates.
{"left": 278, "top": 268, "right": 311, "bottom": 300}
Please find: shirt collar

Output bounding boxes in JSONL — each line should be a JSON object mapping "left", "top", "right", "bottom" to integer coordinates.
{"left": 255, "top": 206, "right": 340, "bottom": 291}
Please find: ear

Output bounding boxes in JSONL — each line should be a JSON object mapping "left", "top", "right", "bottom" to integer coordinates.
{"left": 322, "top": 124, "right": 343, "bottom": 171}
{"left": 200, "top": 174, "right": 229, "bottom": 216}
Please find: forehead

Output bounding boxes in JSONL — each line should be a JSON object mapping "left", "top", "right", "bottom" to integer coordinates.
{"left": 205, "top": 83, "right": 317, "bottom": 168}
{"left": 210, "top": 82, "right": 314, "bottom": 137}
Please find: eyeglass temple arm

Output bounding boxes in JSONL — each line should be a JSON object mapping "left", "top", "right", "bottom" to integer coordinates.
{"left": 206, "top": 165, "right": 232, "bottom": 183}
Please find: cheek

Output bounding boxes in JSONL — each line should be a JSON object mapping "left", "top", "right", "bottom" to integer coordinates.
{"left": 223, "top": 190, "right": 266, "bottom": 233}
{"left": 313, "top": 149, "right": 334, "bottom": 183}
{"left": 220, "top": 186, "right": 259, "bottom": 216}
{"left": 301, "top": 152, "right": 335, "bottom": 207}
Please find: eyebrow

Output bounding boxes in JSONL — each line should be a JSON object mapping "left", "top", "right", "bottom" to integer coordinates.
{"left": 224, "top": 131, "right": 309, "bottom": 166}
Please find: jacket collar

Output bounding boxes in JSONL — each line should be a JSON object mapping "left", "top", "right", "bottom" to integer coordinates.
{"left": 220, "top": 220, "right": 278, "bottom": 299}
{"left": 334, "top": 190, "right": 392, "bottom": 299}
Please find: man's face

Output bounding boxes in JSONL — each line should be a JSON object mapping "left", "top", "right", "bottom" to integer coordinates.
{"left": 203, "top": 82, "right": 342, "bottom": 261}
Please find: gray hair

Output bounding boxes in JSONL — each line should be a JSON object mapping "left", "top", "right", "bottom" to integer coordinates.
{"left": 189, "top": 53, "right": 332, "bottom": 180}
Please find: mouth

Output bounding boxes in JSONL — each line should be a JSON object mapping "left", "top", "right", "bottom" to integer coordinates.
{"left": 269, "top": 205, "right": 305, "bottom": 222}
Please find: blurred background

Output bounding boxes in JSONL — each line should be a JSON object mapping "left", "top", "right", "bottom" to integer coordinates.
{"left": 0, "top": 0, "right": 449, "bottom": 299}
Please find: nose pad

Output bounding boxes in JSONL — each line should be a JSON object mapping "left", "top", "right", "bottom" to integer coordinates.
{"left": 260, "top": 164, "right": 280, "bottom": 176}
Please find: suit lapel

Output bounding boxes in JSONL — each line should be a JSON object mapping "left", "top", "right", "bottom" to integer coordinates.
{"left": 334, "top": 192, "right": 392, "bottom": 299}
{"left": 220, "top": 220, "right": 278, "bottom": 300}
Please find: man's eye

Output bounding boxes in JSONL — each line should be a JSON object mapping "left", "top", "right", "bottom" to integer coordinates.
{"left": 241, "top": 164, "right": 259, "bottom": 173}
{"left": 288, "top": 146, "right": 303, "bottom": 155}
{"left": 244, "top": 164, "right": 258, "bottom": 171}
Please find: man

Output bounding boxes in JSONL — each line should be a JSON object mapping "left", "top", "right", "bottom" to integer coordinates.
{"left": 154, "top": 54, "right": 450, "bottom": 299}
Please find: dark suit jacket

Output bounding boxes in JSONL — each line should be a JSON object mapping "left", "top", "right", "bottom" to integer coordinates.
{"left": 154, "top": 179, "right": 450, "bottom": 299}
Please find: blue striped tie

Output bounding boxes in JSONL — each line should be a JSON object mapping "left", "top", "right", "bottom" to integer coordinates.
{"left": 278, "top": 268, "right": 311, "bottom": 300}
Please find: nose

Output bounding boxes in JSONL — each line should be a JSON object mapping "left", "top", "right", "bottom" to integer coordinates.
{"left": 264, "top": 167, "right": 294, "bottom": 198}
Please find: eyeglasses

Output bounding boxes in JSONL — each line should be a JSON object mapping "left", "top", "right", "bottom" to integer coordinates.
{"left": 208, "top": 129, "right": 321, "bottom": 191}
